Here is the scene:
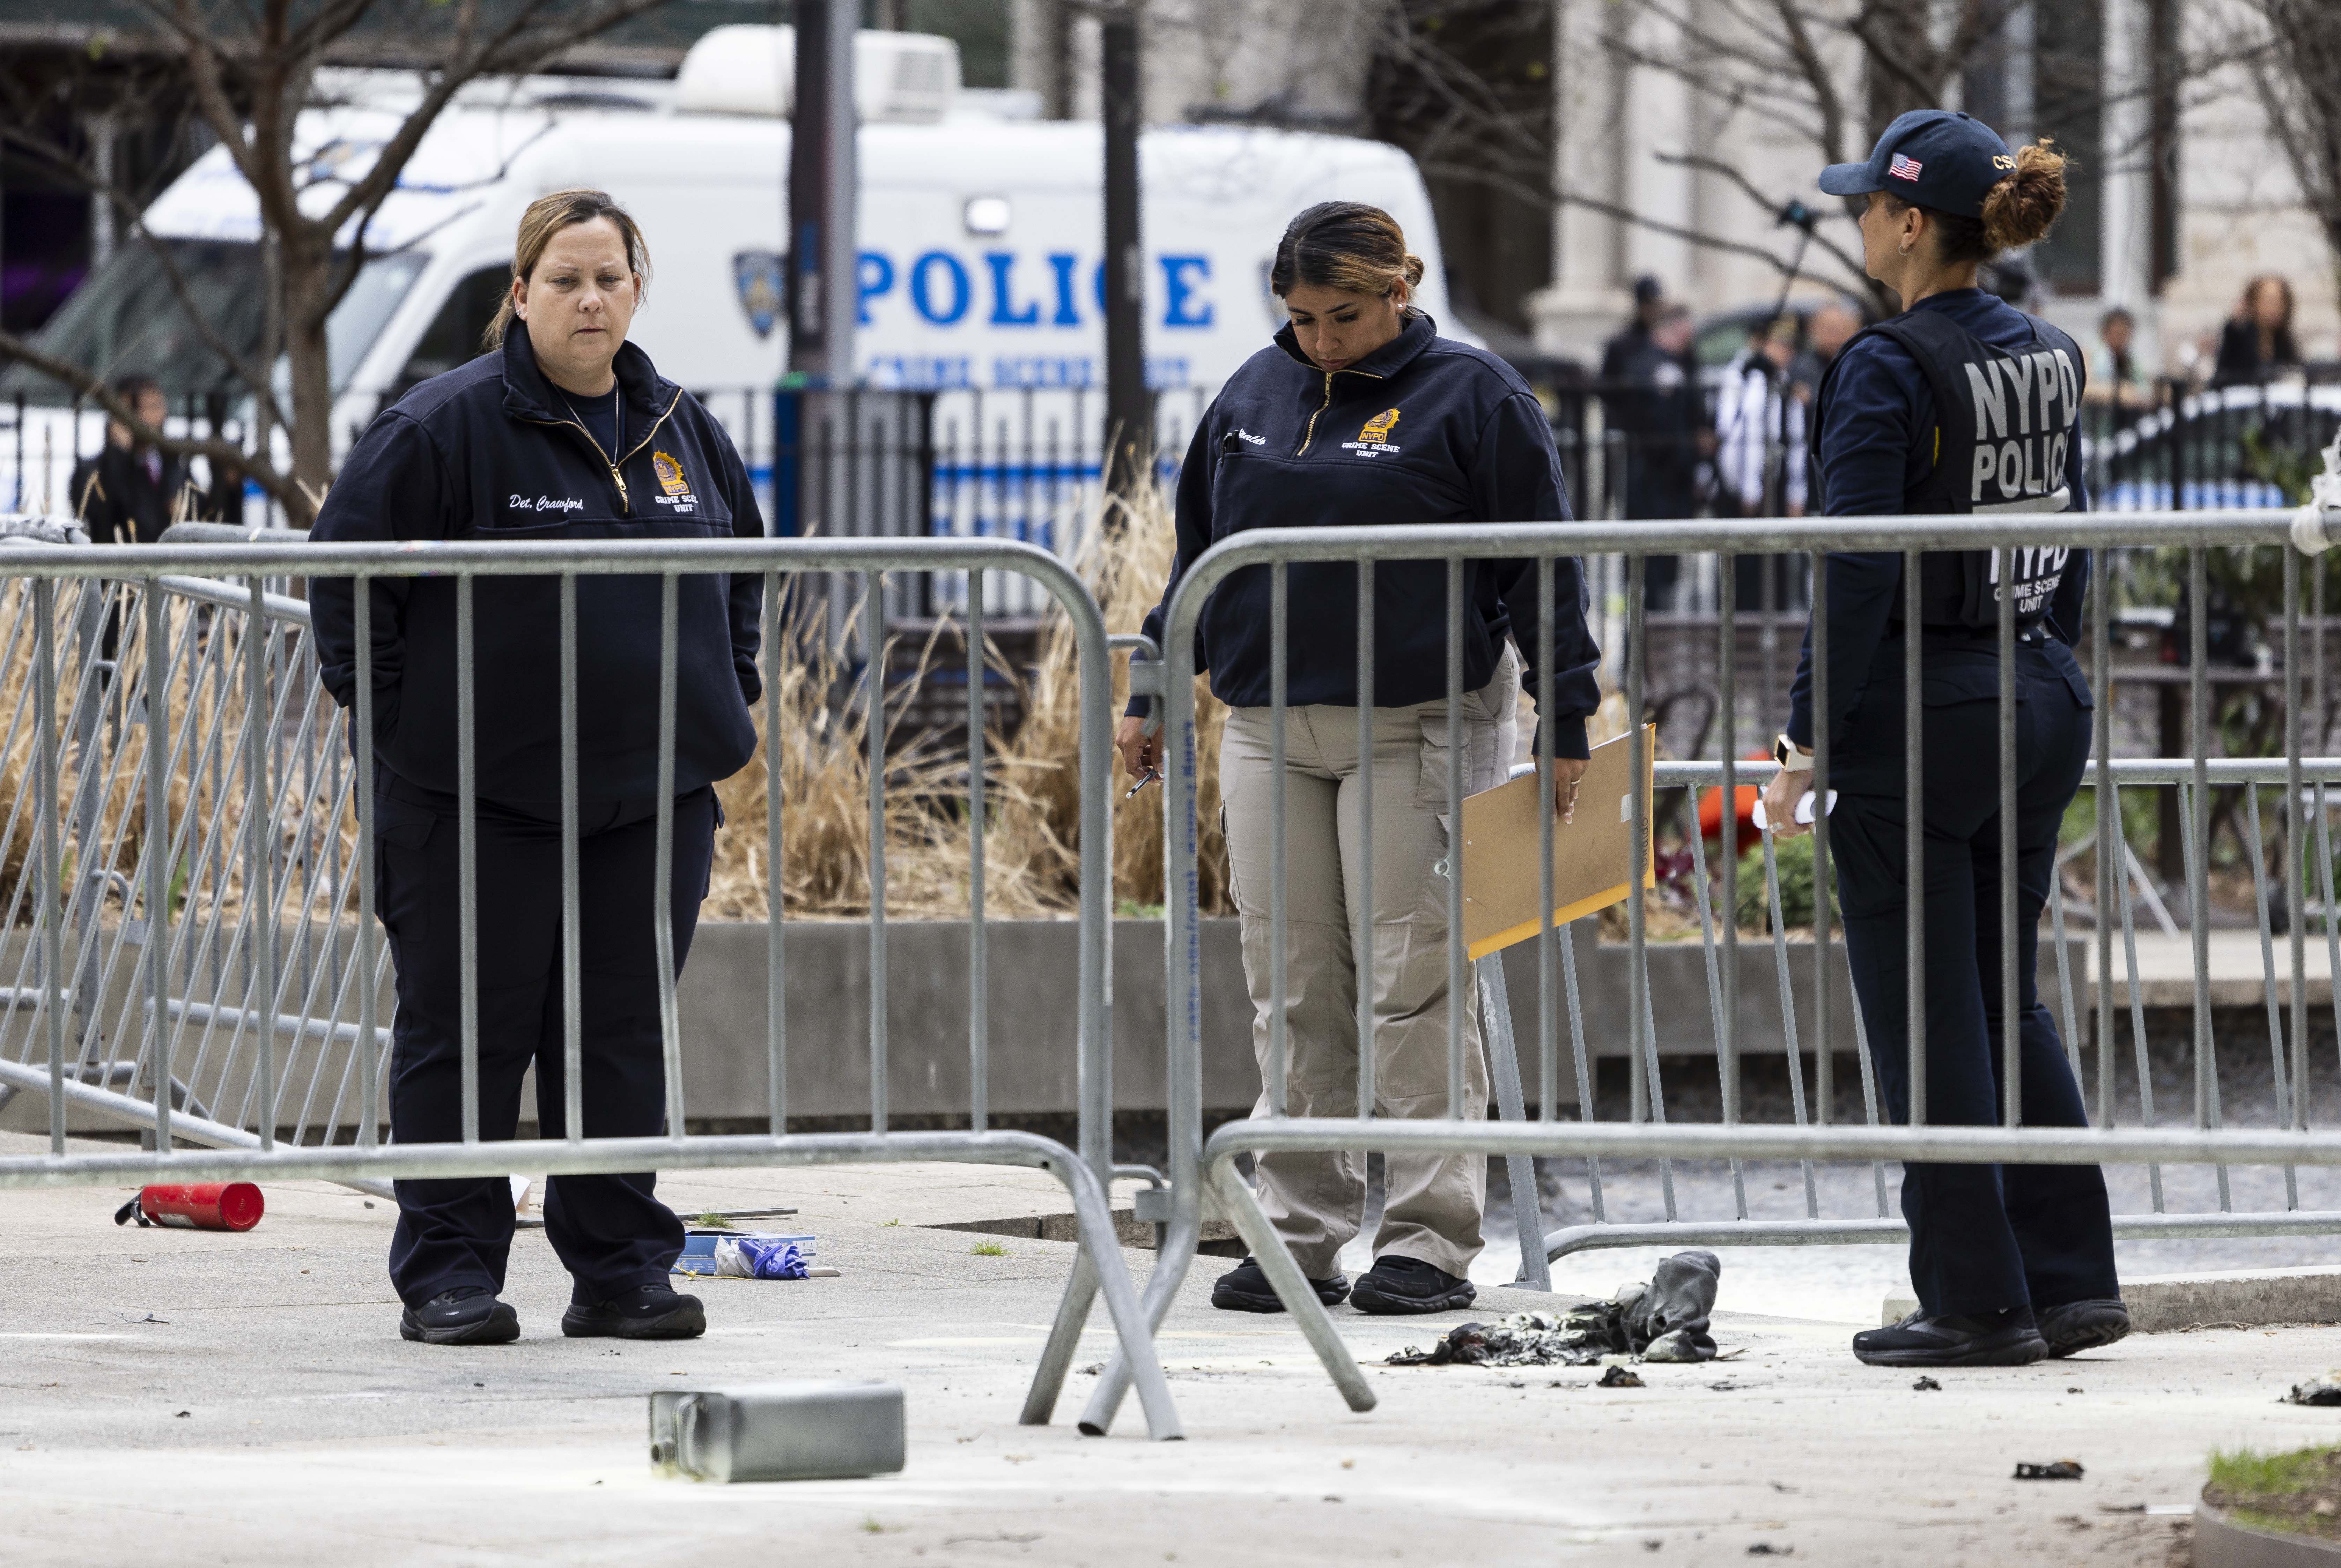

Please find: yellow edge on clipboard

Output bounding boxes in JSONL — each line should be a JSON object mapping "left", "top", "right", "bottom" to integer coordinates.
{"left": 1464, "top": 867, "right": 1656, "bottom": 963}
{"left": 1457, "top": 725, "right": 1656, "bottom": 963}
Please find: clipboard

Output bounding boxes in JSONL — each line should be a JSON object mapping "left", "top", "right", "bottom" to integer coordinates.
{"left": 1460, "top": 725, "right": 1655, "bottom": 961}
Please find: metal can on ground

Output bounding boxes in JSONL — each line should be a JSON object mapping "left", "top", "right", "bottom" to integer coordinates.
{"left": 138, "top": 1183, "right": 265, "bottom": 1231}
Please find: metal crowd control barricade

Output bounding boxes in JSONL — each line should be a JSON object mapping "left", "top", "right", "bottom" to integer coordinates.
{"left": 1080, "top": 509, "right": 2341, "bottom": 1424}
{"left": 0, "top": 530, "right": 1181, "bottom": 1442}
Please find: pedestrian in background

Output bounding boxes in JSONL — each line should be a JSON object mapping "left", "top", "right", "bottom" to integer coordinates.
{"left": 1715, "top": 318, "right": 1806, "bottom": 614}
{"left": 1790, "top": 298, "right": 1863, "bottom": 396}
{"left": 1118, "top": 201, "right": 1602, "bottom": 1318}
{"left": 69, "top": 375, "right": 186, "bottom": 544}
{"left": 2212, "top": 275, "right": 2303, "bottom": 387}
{"left": 1715, "top": 320, "right": 1807, "bottom": 520}
{"left": 1771, "top": 110, "right": 2124, "bottom": 1369}
{"left": 1600, "top": 274, "right": 1668, "bottom": 383}
{"left": 1612, "top": 302, "right": 1704, "bottom": 608}
{"left": 310, "top": 189, "right": 765, "bottom": 1348}
{"left": 2086, "top": 307, "right": 2156, "bottom": 423}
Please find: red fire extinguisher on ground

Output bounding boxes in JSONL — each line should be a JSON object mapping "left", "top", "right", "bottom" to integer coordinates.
{"left": 112, "top": 1183, "right": 265, "bottom": 1232}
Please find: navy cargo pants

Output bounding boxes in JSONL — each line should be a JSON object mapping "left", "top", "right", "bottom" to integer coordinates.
{"left": 372, "top": 766, "right": 716, "bottom": 1308}
{"left": 1827, "top": 636, "right": 2120, "bottom": 1318}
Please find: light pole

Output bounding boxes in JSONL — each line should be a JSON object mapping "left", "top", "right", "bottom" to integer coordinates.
{"left": 1099, "top": 2, "right": 1149, "bottom": 505}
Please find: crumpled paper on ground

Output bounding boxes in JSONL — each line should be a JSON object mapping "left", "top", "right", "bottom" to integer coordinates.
{"left": 713, "top": 1237, "right": 811, "bottom": 1279}
{"left": 1387, "top": 1250, "right": 1723, "bottom": 1367}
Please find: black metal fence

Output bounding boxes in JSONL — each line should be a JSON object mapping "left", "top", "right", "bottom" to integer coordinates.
{"left": 7, "top": 369, "right": 2331, "bottom": 763}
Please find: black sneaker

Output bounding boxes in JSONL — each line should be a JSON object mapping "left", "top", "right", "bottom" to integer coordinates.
{"left": 1852, "top": 1307, "right": 2048, "bottom": 1367}
{"left": 1210, "top": 1256, "right": 1351, "bottom": 1313}
{"left": 2038, "top": 1298, "right": 2130, "bottom": 1358}
{"left": 399, "top": 1285, "right": 519, "bottom": 1346}
{"left": 1350, "top": 1255, "right": 1477, "bottom": 1315}
{"left": 561, "top": 1282, "right": 706, "bottom": 1340}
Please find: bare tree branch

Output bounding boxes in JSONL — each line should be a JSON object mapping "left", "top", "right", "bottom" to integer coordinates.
{"left": 2238, "top": 0, "right": 2341, "bottom": 282}
{"left": 1769, "top": 0, "right": 1846, "bottom": 163}
{"left": 1653, "top": 151, "right": 1884, "bottom": 303}
{"left": 1416, "top": 155, "right": 1873, "bottom": 293}
{"left": 0, "top": 328, "right": 297, "bottom": 502}
{"left": 0, "top": 129, "right": 295, "bottom": 436}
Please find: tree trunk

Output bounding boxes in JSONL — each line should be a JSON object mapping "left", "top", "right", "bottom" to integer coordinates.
{"left": 279, "top": 229, "right": 336, "bottom": 528}
{"left": 1862, "top": 0, "right": 1939, "bottom": 145}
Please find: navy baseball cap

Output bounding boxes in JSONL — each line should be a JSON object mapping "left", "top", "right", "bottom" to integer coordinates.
{"left": 1819, "top": 109, "right": 2016, "bottom": 218}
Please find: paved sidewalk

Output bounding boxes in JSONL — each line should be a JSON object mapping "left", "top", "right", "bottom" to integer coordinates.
{"left": 2081, "top": 927, "right": 2337, "bottom": 1007}
{"left": 2, "top": 1131, "right": 2332, "bottom": 1565}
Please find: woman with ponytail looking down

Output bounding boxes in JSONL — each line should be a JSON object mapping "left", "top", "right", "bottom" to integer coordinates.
{"left": 1117, "top": 201, "right": 1601, "bottom": 1317}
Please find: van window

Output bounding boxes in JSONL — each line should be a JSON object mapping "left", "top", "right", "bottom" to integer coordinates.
{"left": 395, "top": 266, "right": 512, "bottom": 392}
{"left": 328, "top": 252, "right": 430, "bottom": 388}
{"left": 0, "top": 239, "right": 427, "bottom": 401}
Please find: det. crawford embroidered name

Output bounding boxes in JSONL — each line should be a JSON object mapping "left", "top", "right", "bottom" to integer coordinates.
{"left": 510, "top": 494, "right": 586, "bottom": 512}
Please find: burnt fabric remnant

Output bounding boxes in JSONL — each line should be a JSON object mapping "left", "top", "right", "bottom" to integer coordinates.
{"left": 2013, "top": 1461, "right": 2085, "bottom": 1481}
{"left": 1598, "top": 1366, "right": 1646, "bottom": 1388}
{"left": 2288, "top": 1375, "right": 2341, "bottom": 1407}
{"left": 1386, "top": 1250, "right": 1722, "bottom": 1367}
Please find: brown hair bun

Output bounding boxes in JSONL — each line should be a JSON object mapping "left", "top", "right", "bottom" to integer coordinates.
{"left": 1981, "top": 141, "right": 2067, "bottom": 254}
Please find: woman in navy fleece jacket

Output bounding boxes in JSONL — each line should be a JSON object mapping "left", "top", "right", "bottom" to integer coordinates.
{"left": 310, "top": 190, "right": 761, "bottom": 1351}
{"left": 1118, "top": 202, "right": 1600, "bottom": 1317}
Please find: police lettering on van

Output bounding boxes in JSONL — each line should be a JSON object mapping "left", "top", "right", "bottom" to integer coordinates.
{"left": 16, "top": 27, "right": 1470, "bottom": 513}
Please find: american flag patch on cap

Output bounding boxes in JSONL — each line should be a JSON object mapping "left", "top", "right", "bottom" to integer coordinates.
{"left": 1889, "top": 154, "right": 1923, "bottom": 180}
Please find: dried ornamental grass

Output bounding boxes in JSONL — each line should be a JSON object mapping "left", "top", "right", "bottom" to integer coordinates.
{"left": 702, "top": 480, "right": 1232, "bottom": 921}
{"left": 1, "top": 497, "right": 1230, "bottom": 933}
{"left": 0, "top": 578, "right": 336, "bottom": 934}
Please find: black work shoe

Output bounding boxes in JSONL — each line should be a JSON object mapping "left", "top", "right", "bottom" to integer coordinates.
{"left": 1350, "top": 1255, "right": 1477, "bottom": 1315}
{"left": 399, "top": 1285, "right": 519, "bottom": 1346}
{"left": 2038, "top": 1298, "right": 2130, "bottom": 1358}
{"left": 1210, "top": 1255, "right": 1350, "bottom": 1313}
{"left": 1852, "top": 1306, "right": 2048, "bottom": 1367}
{"left": 561, "top": 1282, "right": 706, "bottom": 1340}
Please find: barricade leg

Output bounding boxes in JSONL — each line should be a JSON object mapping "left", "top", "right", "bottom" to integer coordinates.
{"left": 1075, "top": 1199, "right": 1203, "bottom": 1436}
{"left": 1024, "top": 1250, "right": 1098, "bottom": 1426}
{"left": 1208, "top": 1151, "right": 1375, "bottom": 1413}
{"left": 1476, "top": 953, "right": 1553, "bottom": 1292}
{"left": 1046, "top": 1152, "right": 1184, "bottom": 1440}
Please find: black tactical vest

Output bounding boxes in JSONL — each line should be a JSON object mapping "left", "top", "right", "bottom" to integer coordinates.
{"left": 1813, "top": 307, "right": 2084, "bottom": 633}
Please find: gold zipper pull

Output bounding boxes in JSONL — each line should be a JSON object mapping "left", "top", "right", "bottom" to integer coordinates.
{"left": 612, "top": 466, "right": 628, "bottom": 511}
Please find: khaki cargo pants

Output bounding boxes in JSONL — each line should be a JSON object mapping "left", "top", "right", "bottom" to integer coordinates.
{"left": 1219, "top": 645, "right": 1519, "bottom": 1280}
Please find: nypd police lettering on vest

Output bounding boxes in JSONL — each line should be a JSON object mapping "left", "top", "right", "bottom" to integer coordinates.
{"left": 1813, "top": 303, "right": 2087, "bottom": 638}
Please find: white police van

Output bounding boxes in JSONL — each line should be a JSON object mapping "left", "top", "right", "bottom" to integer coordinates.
{"left": 5, "top": 23, "right": 1462, "bottom": 533}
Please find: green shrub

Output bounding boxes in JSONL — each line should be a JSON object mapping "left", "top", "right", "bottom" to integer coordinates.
{"left": 1734, "top": 832, "right": 1838, "bottom": 934}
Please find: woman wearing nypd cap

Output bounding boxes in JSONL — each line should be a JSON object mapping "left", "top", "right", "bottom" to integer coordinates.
{"left": 1759, "top": 111, "right": 2126, "bottom": 1368}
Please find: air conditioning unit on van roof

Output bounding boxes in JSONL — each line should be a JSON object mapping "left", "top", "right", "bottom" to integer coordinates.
{"left": 675, "top": 24, "right": 960, "bottom": 124}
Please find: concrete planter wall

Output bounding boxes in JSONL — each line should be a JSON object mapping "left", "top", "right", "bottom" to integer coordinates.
{"left": 615, "top": 918, "right": 2085, "bottom": 1122}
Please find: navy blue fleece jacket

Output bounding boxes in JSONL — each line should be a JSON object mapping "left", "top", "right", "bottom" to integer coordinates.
{"left": 308, "top": 330, "right": 764, "bottom": 808}
{"left": 1130, "top": 311, "right": 1602, "bottom": 758}
{"left": 1786, "top": 288, "right": 2091, "bottom": 752}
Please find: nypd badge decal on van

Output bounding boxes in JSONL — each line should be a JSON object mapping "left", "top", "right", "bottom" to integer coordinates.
{"left": 735, "top": 252, "right": 783, "bottom": 340}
